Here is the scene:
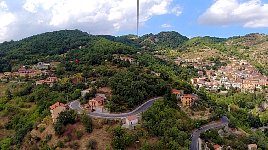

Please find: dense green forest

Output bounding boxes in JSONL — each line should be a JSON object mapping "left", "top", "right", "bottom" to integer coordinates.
{"left": 0, "top": 30, "right": 91, "bottom": 71}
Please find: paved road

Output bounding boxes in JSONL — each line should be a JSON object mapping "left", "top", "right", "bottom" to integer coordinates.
{"left": 252, "top": 126, "right": 268, "bottom": 132}
{"left": 190, "top": 116, "right": 229, "bottom": 150}
{"left": 69, "top": 97, "right": 162, "bottom": 119}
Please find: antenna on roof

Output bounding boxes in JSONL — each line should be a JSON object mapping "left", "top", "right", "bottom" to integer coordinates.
{"left": 137, "top": 0, "right": 139, "bottom": 37}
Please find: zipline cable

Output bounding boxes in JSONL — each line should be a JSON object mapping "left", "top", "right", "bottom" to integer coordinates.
{"left": 137, "top": 0, "right": 139, "bottom": 37}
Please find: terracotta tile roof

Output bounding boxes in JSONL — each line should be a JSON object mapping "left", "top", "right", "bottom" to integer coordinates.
{"left": 94, "top": 96, "right": 105, "bottom": 103}
{"left": 213, "top": 144, "right": 222, "bottom": 149}
{"left": 50, "top": 102, "right": 66, "bottom": 110}
{"left": 127, "top": 115, "right": 138, "bottom": 121}
{"left": 172, "top": 89, "right": 183, "bottom": 95}
{"left": 182, "top": 94, "right": 198, "bottom": 99}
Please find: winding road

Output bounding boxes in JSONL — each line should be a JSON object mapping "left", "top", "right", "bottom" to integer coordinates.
{"left": 70, "top": 97, "right": 229, "bottom": 150}
{"left": 69, "top": 97, "right": 162, "bottom": 119}
{"left": 190, "top": 116, "right": 229, "bottom": 150}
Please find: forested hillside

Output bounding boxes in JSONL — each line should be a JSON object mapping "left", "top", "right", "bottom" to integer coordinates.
{"left": 0, "top": 30, "right": 91, "bottom": 71}
{"left": 0, "top": 30, "right": 268, "bottom": 149}
{"left": 0, "top": 30, "right": 198, "bottom": 149}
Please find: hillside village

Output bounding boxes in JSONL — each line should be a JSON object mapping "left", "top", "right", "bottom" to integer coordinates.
{"left": 190, "top": 58, "right": 268, "bottom": 93}
{"left": 0, "top": 30, "right": 268, "bottom": 150}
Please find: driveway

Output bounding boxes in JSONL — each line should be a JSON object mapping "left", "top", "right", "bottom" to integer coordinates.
{"left": 69, "top": 97, "right": 162, "bottom": 119}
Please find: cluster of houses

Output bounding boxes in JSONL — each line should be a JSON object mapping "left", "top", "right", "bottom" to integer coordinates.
{"left": 49, "top": 87, "right": 140, "bottom": 128}
{"left": 191, "top": 59, "right": 268, "bottom": 93}
{"left": 0, "top": 62, "right": 51, "bottom": 79}
{"left": 113, "top": 54, "right": 136, "bottom": 64}
{"left": 201, "top": 143, "right": 257, "bottom": 150}
{"left": 173, "top": 56, "right": 220, "bottom": 69}
{"left": 35, "top": 77, "right": 58, "bottom": 87}
{"left": 172, "top": 89, "right": 199, "bottom": 107}
{"left": 0, "top": 62, "right": 59, "bottom": 86}
{"left": 0, "top": 66, "right": 42, "bottom": 79}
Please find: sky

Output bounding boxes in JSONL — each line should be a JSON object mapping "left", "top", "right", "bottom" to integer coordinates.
{"left": 0, "top": 0, "right": 268, "bottom": 42}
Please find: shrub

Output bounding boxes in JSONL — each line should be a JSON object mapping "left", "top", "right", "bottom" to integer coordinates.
{"left": 81, "top": 113, "right": 93, "bottom": 133}
{"left": 57, "top": 141, "right": 64, "bottom": 148}
{"left": 87, "top": 139, "right": 97, "bottom": 150}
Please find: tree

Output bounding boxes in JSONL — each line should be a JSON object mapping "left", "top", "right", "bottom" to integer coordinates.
{"left": 111, "top": 127, "right": 137, "bottom": 150}
{"left": 57, "top": 110, "right": 77, "bottom": 125}
{"left": 81, "top": 113, "right": 93, "bottom": 133}
{"left": 54, "top": 121, "right": 64, "bottom": 135}
{"left": 5, "top": 89, "right": 12, "bottom": 100}
{"left": 54, "top": 110, "right": 77, "bottom": 135}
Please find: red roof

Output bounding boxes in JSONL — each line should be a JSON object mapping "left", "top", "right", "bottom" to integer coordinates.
{"left": 213, "top": 144, "right": 222, "bottom": 149}
{"left": 94, "top": 96, "right": 105, "bottom": 103}
{"left": 18, "top": 68, "right": 26, "bottom": 71}
{"left": 172, "top": 89, "right": 182, "bottom": 94}
{"left": 127, "top": 115, "right": 138, "bottom": 121}
{"left": 50, "top": 102, "right": 66, "bottom": 110}
{"left": 182, "top": 94, "right": 197, "bottom": 98}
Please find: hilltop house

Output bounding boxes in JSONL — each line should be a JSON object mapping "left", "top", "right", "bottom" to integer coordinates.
{"left": 36, "top": 62, "right": 50, "bottom": 70}
{"left": 213, "top": 144, "right": 222, "bottom": 150}
{"left": 180, "top": 94, "right": 199, "bottom": 107}
{"left": 50, "top": 102, "right": 67, "bottom": 123}
{"left": 88, "top": 94, "right": 106, "bottom": 112}
{"left": 17, "top": 67, "right": 41, "bottom": 77}
{"left": 36, "top": 77, "right": 58, "bottom": 86}
{"left": 248, "top": 144, "right": 257, "bottom": 150}
{"left": 126, "top": 115, "right": 138, "bottom": 127}
{"left": 172, "top": 89, "right": 184, "bottom": 100}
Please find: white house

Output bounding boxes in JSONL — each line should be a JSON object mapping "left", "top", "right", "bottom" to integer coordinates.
{"left": 126, "top": 115, "right": 138, "bottom": 126}
{"left": 36, "top": 62, "right": 50, "bottom": 70}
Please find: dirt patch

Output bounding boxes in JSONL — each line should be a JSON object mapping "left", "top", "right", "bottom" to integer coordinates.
{"left": 27, "top": 118, "right": 116, "bottom": 150}
{"left": 98, "top": 87, "right": 112, "bottom": 96}
{"left": 0, "top": 129, "right": 14, "bottom": 140}
{"left": 182, "top": 108, "right": 211, "bottom": 120}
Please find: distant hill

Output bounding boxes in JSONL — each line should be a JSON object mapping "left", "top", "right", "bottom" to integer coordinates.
{"left": 181, "top": 36, "right": 226, "bottom": 50}
{"left": 99, "top": 31, "right": 189, "bottom": 50}
{"left": 140, "top": 31, "right": 189, "bottom": 50}
{"left": 225, "top": 33, "right": 268, "bottom": 75}
{"left": 0, "top": 30, "right": 91, "bottom": 70}
{"left": 1, "top": 30, "right": 267, "bottom": 74}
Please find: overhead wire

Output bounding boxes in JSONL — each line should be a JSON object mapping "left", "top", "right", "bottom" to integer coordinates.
{"left": 137, "top": 0, "right": 139, "bottom": 37}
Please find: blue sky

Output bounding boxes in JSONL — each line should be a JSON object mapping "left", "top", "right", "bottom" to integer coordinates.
{"left": 135, "top": 0, "right": 268, "bottom": 38}
{"left": 0, "top": 0, "right": 268, "bottom": 42}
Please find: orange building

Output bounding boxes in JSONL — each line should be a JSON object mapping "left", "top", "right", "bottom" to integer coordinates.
{"left": 180, "top": 94, "right": 198, "bottom": 107}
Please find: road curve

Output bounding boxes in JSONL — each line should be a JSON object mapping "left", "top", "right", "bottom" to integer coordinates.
{"left": 190, "top": 116, "right": 229, "bottom": 150}
{"left": 69, "top": 97, "right": 162, "bottom": 119}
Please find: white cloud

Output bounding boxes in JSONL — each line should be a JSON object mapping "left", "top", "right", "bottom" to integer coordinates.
{"left": 0, "top": 1, "right": 8, "bottom": 10}
{"left": 161, "top": 23, "right": 174, "bottom": 28}
{"left": 199, "top": 0, "right": 268, "bottom": 28}
{"left": 0, "top": 0, "right": 182, "bottom": 42}
{"left": 0, "top": 1, "right": 16, "bottom": 42}
{"left": 171, "top": 6, "right": 182, "bottom": 16}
